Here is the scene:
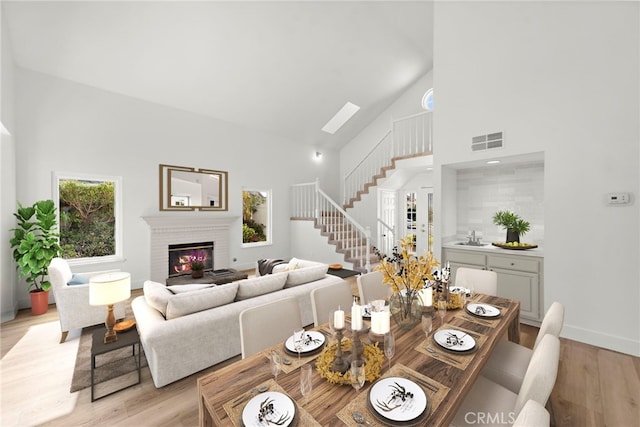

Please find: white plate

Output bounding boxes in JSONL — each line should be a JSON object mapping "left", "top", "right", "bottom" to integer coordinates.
{"left": 369, "top": 377, "right": 427, "bottom": 422}
{"left": 242, "top": 391, "right": 295, "bottom": 427}
{"left": 284, "top": 330, "right": 325, "bottom": 353}
{"left": 362, "top": 304, "right": 372, "bottom": 318}
{"left": 433, "top": 329, "right": 476, "bottom": 352}
{"left": 466, "top": 303, "right": 501, "bottom": 318}
{"left": 449, "top": 286, "right": 470, "bottom": 295}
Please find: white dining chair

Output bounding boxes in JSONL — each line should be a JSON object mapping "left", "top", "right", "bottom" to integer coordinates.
{"left": 239, "top": 296, "right": 302, "bottom": 359}
{"left": 454, "top": 267, "right": 498, "bottom": 296}
{"left": 310, "top": 280, "right": 354, "bottom": 327}
{"left": 512, "top": 399, "right": 550, "bottom": 426}
{"left": 357, "top": 270, "right": 390, "bottom": 303}
{"left": 482, "top": 302, "right": 565, "bottom": 393}
{"left": 450, "top": 334, "right": 560, "bottom": 427}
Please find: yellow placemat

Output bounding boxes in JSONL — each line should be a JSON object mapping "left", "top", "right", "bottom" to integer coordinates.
{"left": 454, "top": 304, "right": 505, "bottom": 328}
{"left": 262, "top": 345, "right": 324, "bottom": 375}
{"left": 414, "top": 324, "right": 488, "bottom": 370}
{"left": 222, "top": 378, "right": 320, "bottom": 427}
{"left": 336, "top": 364, "right": 449, "bottom": 426}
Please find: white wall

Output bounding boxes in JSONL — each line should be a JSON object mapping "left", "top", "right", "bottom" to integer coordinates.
{"left": 1, "top": 7, "right": 17, "bottom": 321}
{"left": 434, "top": 1, "right": 639, "bottom": 355}
{"left": 12, "top": 68, "right": 339, "bottom": 308}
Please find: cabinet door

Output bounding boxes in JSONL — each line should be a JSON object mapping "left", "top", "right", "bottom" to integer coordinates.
{"left": 492, "top": 268, "right": 540, "bottom": 321}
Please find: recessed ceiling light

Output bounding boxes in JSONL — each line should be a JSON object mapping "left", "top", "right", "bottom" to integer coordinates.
{"left": 487, "top": 160, "right": 501, "bottom": 164}
{"left": 321, "top": 102, "right": 360, "bottom": 134}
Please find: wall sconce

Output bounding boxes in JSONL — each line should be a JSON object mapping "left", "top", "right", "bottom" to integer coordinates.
{"left": 314, "top": 151, "right": 323, "bottom": 161}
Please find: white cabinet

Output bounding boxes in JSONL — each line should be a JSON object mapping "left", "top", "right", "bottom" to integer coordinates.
{"left": 443, "top": 248, "right": 543, "bottom": 324}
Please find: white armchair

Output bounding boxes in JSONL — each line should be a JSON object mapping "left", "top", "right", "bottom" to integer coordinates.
{"left": 48, "top": 257, "right": 126, "bottom": 343}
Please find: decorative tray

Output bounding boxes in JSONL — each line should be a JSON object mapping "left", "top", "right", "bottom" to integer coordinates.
{"left": 114, "top": 319, "right": 136, "bottom": 332}
{"left": 491, "top": 242, "right": 538, "bottom": 250}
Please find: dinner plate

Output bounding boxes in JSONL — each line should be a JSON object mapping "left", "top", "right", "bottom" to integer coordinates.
{"left": 466, "top": 303, "right": 501, "bottom": 318}
{"left": 433, "top": 329, "right": 476, "bottom": 352}
{"left": 284, "top": 330, "right": 325, "bottom": 355}
{"left": 449, "top": 286, "right": 470, "bottom": 296}
{"left": 368, "top": 377, "right": 428, "bottom": 422}
{"left": 242, "top": 391, "right": 295, "bottom": 427}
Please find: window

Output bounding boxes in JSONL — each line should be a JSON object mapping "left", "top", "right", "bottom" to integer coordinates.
{"left": 421, "top": 88, "right": 433, "bottom": 111}
{"left": 242, "top": 189, "right": 271, "bottom": 246}
{"left": 53, "top": 172, "right": 123, "bottom": 265}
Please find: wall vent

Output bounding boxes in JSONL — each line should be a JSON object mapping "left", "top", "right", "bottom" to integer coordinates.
{"left": 471, "top": 131, "right": 503, "bottom": 151}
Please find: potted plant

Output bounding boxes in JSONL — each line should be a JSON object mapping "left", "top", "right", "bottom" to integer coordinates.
{"left": 492, "top": 210, "right": 530, "bottom": 243}
{"left": 10, "top": 200, "right": 61, "bottom": 315}
{"left": 190, "top": 261, "right": 205, "bottom": 278}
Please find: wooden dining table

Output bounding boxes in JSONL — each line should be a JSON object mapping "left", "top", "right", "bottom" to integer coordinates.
{"left": 198, "top": 294, "right": 520, "bottom": 426}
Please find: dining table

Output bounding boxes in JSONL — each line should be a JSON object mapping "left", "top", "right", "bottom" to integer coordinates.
{"left": 197, "top": 293, "right": 520, "bottom": 426}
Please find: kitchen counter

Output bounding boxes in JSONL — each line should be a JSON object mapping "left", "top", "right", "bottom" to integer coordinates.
{"left": 442, "top": 241, "right": 544, "bottom": 257}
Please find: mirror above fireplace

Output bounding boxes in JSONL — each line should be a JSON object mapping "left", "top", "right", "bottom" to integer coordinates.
{"left": 159, "top": 164, "right": 228, "bottom": 211}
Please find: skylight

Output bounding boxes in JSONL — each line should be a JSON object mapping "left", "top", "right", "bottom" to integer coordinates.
{"left": 321, "top": 102, "right": 360, "bottom": 134}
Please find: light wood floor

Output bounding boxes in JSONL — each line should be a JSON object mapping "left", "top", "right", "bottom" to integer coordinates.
{"left": 1, "top": 284, "right": 638, "bottom": 426}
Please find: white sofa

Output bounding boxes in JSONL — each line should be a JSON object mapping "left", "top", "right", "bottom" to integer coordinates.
{"left": 132, "top": 259, "right": 346, "bottom": 388}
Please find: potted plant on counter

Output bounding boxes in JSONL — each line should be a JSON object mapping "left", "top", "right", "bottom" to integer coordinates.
{"left": 10, "top": 200, "right": 61, "bottom": 315}
{"left": 492, "top": 210, "right": 530, "bottom": 244}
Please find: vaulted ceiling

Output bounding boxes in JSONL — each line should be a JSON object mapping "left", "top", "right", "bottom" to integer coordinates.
{"left": 2, "top": 1, "right": 433, "bottom": 149}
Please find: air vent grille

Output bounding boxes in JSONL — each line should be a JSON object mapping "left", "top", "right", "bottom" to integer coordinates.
{"left": 471, "top": 131, "right": 503, "bottom": 151}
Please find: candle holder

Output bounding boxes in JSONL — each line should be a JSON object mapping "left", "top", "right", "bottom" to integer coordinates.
{"left": 349, "top": 326, "right": 369, "bottom": 364}
{"left": 331, "top": 327, "right": 349, "bottom": 374}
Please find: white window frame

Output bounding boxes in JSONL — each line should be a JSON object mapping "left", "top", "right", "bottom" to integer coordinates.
{"left": 241, "top": 188, "right": 272, "bottom": 248}
{"left": 52, "top": 171, "right": 124, "bottom": 266}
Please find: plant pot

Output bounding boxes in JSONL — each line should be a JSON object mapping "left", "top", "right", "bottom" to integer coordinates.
{"left": 191, "top": 270, "right": 204, "bottom": 279}
{"left": 30, "top": 290, "right": 49, "bottom": 316}
{"left": 389, "top": 291, "right": 423, "bottom": 330}
{"left": 506, "top": 228, "right": 520, "bottom": 243}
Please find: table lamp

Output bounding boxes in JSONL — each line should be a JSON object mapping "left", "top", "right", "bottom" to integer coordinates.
{"left": 89, "top": 272, "right": 131, "bottom": 344}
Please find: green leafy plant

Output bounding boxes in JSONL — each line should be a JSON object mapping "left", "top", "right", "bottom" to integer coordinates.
{"left": 10, "top": 200, "right": 61, "bottom": 292}
{"left": 492, "top": 210, "right": 531, "bottom": 235}
{"left": 190, "top": 261, "right": 205, "bottom": 271}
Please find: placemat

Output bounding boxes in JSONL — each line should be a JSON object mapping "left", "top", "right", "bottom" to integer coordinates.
{"left": 223, "top": 378, "right": 320, "bottom": 427}
{"left": 262, "top": 342, "right": 325, "bottom": 374}
{"left": 454, "top": 304, "right": 505, "bottom": 328}
{"left": 414, "top": 324, "right": 488, "bottom": 370}
{"left": 336, "top": 364, "right": 449, "bottom": 426}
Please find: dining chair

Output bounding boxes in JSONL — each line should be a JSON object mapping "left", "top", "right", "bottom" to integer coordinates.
{"left": 310, "top": 280, "right": 354, "bottom": 327}
{"left": 482, "top": 302, "right": 565, "bottom": 393}
{"left": 357, "top": 270, "right": 390, "bottom": 303}
{"left": 454, "top": 267, "right": 498, "bottom": 296}
{"left": 239, "top": 296, "right": 302, "bottom": 359}
{"left": 512, "top": 400, "right": 550, "bottom": 426}
{"left": 450, "top": 334, "right": 560, "bottom": 427}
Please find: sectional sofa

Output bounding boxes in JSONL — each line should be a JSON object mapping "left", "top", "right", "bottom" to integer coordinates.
{"left": 131, "top": 259, "right": 345, "bottom": 387}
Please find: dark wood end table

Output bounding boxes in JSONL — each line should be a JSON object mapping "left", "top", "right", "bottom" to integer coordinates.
{"left": 91, "top": 326, "right": 141, "bottom": 401}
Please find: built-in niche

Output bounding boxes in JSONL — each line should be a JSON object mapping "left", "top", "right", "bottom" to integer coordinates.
{"left": 159, "top": 164, "right": 228, "bottom": 211}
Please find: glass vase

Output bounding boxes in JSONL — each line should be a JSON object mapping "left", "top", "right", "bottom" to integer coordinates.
{"left": 389, "top": 290, "right": 423, "bottom": 330}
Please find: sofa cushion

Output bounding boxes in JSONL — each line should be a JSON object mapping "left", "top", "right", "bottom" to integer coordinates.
{"left": 144, "top": 280, "right": 173, "bottom": 318}
{"left": 166, "top": 283, "right": 239, "bottom": 320}
{"left": 285, "top": 264, "right": 329, "bottom": 288}
{"left": 67, "top": 273, "right": 90, "bottom": 286}
{"left": 235, "top": 272, "right": 288, "bottom": 301}
{"left": 167, "top": 284, "right": 215, "bottom": 294}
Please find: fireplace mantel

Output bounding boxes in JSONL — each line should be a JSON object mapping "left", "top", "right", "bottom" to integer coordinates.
{"left": 143, "top": 216, "right": 239, "bottom": 283}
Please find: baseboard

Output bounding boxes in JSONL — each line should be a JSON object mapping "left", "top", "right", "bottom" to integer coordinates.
{"left": 562, "top": 324, "right": 640, "bottom": 357}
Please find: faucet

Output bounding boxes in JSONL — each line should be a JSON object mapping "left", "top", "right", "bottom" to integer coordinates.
{"left": 467, "top": 230, "right": 481, "bottom": 245}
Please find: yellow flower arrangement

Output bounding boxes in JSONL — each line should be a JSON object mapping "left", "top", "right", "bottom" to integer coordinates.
{"left": 315, "top": 339, "right": 384, "bottom": 385}
{"left": 374, "top": 236, "right": 439, "bottom": 294}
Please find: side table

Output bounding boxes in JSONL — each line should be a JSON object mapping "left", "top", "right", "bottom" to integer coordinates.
{"left": 91, "top": 327, "right": 141, "bottom": 401}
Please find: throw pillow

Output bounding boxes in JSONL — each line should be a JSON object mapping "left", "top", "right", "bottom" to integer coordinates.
{"left": 143, "top": 280, "right": 173, "bottom": 318}
{"left": 285, "top": 263, "right": 329, "bottom": 288}
{"left": 235, "top": 272, "right": 288, "bottom": 301}
{"left": 287, "top": 257, "right": 301, "bottom": 270}
{"left": 166, "top": 283, "right": 239, "bottom": 320}
{"left": 167, "top": 284, "right": 215, "bottom": 294}
{"left": 67, "top": 273, "right": 90, "bottom": 286}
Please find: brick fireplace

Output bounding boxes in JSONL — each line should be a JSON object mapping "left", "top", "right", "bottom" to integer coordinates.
{"left": 142, "top": 216, "right": 237, "bottom": 283}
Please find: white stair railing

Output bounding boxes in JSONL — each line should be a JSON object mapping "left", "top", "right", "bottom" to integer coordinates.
{"left": 343, "top": 111, "right": 432, "bottom": 205}
{"left": 291, "top": 181, "right": 372, "bottom": 272}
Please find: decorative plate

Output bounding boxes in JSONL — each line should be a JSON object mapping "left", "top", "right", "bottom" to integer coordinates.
{"left": 491, "top": 242, "right": 538, "bottom": 250}
{"left": 284, "top": 330, "right": 325, "bottom": 355}
{"left": 242, "top": 391, "right": 295, "bottom": 427}
{"left": 114, "top": 319, "right": 136, "bottom": 332}
{"left": 466, "top": 303, "right": 501, "bottom": 318}
{"left": 329, "top": 263, "right": 343, "bottom": 270}
{"left": 368, "top": 377, "right": 428, "bottom": 422}
{"left": 433, "top": 329, "right": 476, "bottom": 352}
{"left": 361, "top": 304, "right": 372, "bottom": 319}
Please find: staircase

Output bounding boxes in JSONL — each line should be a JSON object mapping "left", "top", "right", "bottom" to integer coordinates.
{"left": 291, "top": 111, "right": 433, "bottom": 272}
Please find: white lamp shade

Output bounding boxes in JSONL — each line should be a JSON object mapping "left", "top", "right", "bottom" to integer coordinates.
{"left": 89, "top": 272, "right": 131, "bottom": 306}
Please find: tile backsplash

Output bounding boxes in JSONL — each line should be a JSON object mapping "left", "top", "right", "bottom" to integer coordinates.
{"left": 456, "top": 161, "right": 544, "bottom": 245}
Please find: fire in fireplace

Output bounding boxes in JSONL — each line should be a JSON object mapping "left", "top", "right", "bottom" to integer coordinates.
{"left": 168, "top": 241, "right": 214, "bottom": 277}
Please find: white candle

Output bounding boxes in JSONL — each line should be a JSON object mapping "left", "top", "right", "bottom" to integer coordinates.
{"left": 351, "top": 304, "right": 362, "bottom": 331}
{"left": 371, "top": 311, "right": 383, "bottom": 334}
{"left": 419, "top": 288, "right": 432, "bottom": 307}
{"left": 334, "top": 308, "right": 345, "bottom": 329}
{"left": 381, "top": 311, "right": 391, "bottom": 334}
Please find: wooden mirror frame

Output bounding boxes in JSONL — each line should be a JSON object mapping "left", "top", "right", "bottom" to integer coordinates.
{"left": 159, "top": 164, "right": 228, "bottom": 211}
